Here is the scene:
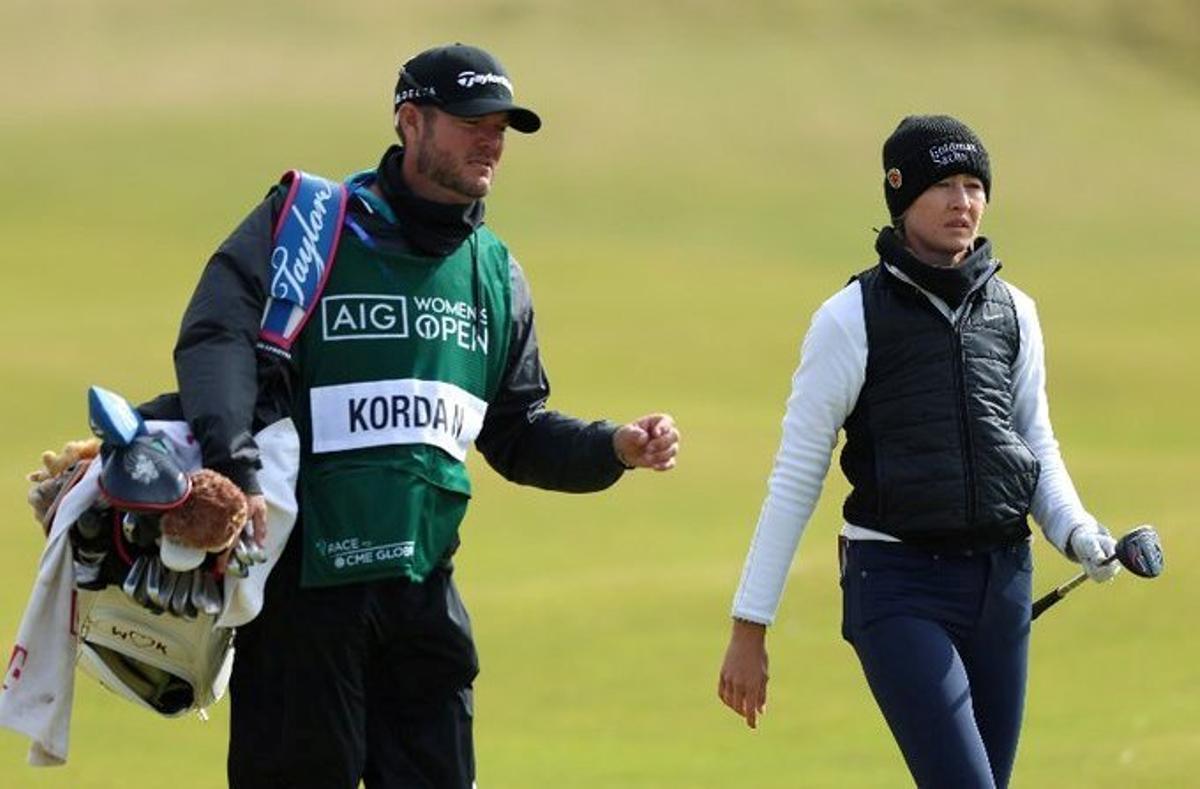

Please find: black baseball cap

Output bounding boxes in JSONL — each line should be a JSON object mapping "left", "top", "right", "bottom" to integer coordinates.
{"left": 394, "top": 43, "right": 541, "bottom": 133}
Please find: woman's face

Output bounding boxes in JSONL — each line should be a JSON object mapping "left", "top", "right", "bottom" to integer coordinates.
{"left": 901, "top": 173, "right": 987, "bottom": 267}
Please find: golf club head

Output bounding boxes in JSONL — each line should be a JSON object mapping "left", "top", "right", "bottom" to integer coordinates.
{"left": 73, "top": 507, "right": 108, "bottom": 541}
{"left": 1115, "top": 524, "right": 1164, "bottom": 578}
{"left": 188, "top": 569, "right": 207, "bottom": 618}
{"left": 122, "top": 512, "right": 138, "bottom": 543}
{"left": 122, "top": 555, "right": 148, "bottom": 599}
{"left": 158, "top": 568, "right": 181, "bottom": 612}
{"left": 169, "top": 570, "right": 193, "bottom": 618}
{"left": 122, "top": 511, "right": 163, "bottom": 549}
{"left": 145, "top": 556, "right": 165, "bottom": 609}
{"left": 134, "top": 559, "right": 157, "bottom": 611}
{"left": 239, "top": 522, "right": 268, "bottom": 564}
{"left": 225, "top": 554, "right": 250, "bottom": 579}
{"left": 199, "top": 571, "right": 223, "bottom": 616}
{"left": 74, "top": 557, "right": 102, "bottom": 586}
{"left": 233, "top": 539, "right": 252, "bottom": 568}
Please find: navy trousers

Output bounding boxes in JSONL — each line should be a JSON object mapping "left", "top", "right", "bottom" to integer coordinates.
{"left": 841, "top": 539, "right": 1032, "bottom": 789}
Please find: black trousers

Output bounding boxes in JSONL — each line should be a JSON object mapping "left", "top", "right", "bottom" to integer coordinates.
{"left": 227, "top": 529, "right": 479, "bottom": 789}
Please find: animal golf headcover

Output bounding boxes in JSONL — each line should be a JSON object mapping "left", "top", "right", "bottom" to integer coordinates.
{"left": 160, "top": 469, "right": 248, "bottom": 562}
{"left": 26, "top": 438, "right": 101, "bottom": 531}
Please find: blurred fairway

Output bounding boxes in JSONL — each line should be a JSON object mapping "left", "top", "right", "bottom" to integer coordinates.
{"left": 2, "top": 1, "right": 1198, "bottom": 786}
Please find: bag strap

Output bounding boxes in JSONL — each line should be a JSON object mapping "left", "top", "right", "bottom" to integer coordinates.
{"left": 256, "top": 170, "right": 349, "bottom": 358}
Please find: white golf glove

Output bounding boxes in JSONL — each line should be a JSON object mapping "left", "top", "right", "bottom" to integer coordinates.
{"left": 1069, "top": 525, "right": 1120, "bottom": 583}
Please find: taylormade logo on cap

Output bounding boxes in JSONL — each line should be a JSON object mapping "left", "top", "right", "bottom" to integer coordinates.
{"left": 456, "top": 71, "right": 514, "bottom": 94}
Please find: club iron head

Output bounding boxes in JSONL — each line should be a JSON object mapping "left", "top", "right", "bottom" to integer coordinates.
{"left": 134, "top": 559, "right": 157, "bottom": 611}
{"left": 187, "top": 570, "right": 207, "bottom": 618}
{"left": 169, "top": 570, "right": 193, "bottom": 618}
{"left": 158, "top": 568, "right": 181, "bottom": 612}
{"left": 233, "top": 539, "right": 252, "bottom": 568}
{"left": 74, "top": 560, "right": 102, "bottom": 586}
{"left": 239, "top": 522, "right": 268, "bottom": 564}
{"left": 122, "top": 512, "right": 138, "bottom": 543}
{"left": 145, "top": 557, "right": 165, "bottom": 609}
{"left": 73, "top": 507, "right": 107, "bottom": 541}
{"left": 225, "top": 554, "right": 250, "bottom": 579}
{"left": 122, "top": 555, "right": 147, "bottom": 599}
{"left": 199, "top": 571, "right": 223, "bottom": 616}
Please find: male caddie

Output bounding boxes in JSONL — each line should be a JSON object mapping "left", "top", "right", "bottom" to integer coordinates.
{"left": 174, "top": 43, "right": 679, "bottom": 788}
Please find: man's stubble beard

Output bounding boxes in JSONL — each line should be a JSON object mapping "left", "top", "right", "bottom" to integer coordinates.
{"left": 415, "top": 138, "right": 491, "bottom": 200}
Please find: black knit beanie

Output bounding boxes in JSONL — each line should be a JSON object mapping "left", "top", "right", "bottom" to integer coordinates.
{"left": 882, "top": 115, "right": 991, "bottom": 221}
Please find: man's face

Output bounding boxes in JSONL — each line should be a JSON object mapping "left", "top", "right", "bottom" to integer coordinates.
{"left": 901, "top": 173, "right": 987, "bottom": 266}
{"left": 403, "top": 106, "right": 508, "bottom": 203}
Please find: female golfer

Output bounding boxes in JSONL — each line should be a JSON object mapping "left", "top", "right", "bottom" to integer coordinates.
{"left": 717, "top": 115, "right": 1118, "bottom": 788}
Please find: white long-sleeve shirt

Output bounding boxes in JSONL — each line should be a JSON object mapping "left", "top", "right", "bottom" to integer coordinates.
{"left": 731, "top": 267, "right": 1097, "bottom": 625}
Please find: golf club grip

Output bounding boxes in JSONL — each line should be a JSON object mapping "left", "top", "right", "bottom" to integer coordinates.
{"left": 1031, "top": 571, "right": 1087, "bottom": 621}
{"left": 1031, "top": 590, "right": 1063, "bottom": 620}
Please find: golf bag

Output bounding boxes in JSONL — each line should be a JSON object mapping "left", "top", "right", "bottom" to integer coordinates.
{"left": 49, "top": 387, "right": 260, "bottom": 717}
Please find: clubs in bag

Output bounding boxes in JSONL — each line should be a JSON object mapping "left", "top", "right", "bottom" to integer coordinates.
{"left": 1032, "top": 525, "right": 1164, "bottom": 620}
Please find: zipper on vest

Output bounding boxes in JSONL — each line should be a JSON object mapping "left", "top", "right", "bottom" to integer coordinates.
{"left": 951, "top": 312, "right": 976, "bottom": 528}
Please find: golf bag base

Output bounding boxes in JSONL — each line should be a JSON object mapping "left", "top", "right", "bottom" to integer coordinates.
{"left": 75, "top": 585, "right": 233, "bottom": 717}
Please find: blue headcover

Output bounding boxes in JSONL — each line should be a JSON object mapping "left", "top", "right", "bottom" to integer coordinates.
{"left": 88, "top": 385, "right": 191, "bottom": 510}
{"left": 88, "top": 385, "right": 147, "bottom": 446}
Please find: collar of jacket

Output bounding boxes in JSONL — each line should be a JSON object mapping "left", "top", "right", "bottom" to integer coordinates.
{"left": 875, "top": 226, "right": 997, "bottom": 311}
{"left": 374, "top": 145, "right": 485, "bottom": 257}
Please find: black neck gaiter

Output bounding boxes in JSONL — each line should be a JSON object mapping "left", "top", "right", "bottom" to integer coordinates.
{"left": 375, "top": 145, "right": 485, "bottom": 257}
{"left": 875, "top": 226, "right": 996, "bottom": 310}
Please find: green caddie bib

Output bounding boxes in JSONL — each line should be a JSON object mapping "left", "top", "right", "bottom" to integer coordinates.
{"left": 293, "top": 228, "right": 512, "bottom": 586}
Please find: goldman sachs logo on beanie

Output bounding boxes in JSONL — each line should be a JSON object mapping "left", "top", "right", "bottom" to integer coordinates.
{"left": 929, "top": 140, "right": 980, "bottom": 167}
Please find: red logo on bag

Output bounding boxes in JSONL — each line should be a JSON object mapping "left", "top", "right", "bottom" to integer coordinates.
{"left": 3, "top": 645, "right": 29, "bottom": 690}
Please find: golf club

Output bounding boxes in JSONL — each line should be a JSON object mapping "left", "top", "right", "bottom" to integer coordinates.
{"left": 225, "top": 553, "right": 250, "bottom": 579}
{"left": 199, "top": 571, "right": 223, "bottom": 616}
{"left": 122, "top": 555, "right": 148, "bottom": 600}
{"left": 1032, "top": 525, "right": 1163, "bottom": 621}
{"left": 145, "top": 556, "right": 166, "bottom": 610}
{"left": 169, "top": 569, "right": 193, "bottom": 618}
{"left": 158, "top": 567, "right": 182, "bottom": 612}
{"left": 134, "top": 558, "right": 157, "bottom": 611}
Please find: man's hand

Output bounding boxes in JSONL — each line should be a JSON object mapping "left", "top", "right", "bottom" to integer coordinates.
{"left": 613, "top": 414, "right": 679, "bottom": 471}
{"left": 216, "top": 494, "right": 267, "bottom": 576}
{"left": 718, "top": 619, "right": 769, "bottom": 729}
{"left": 246, "top": 494, "right": 268, "bottom": 547}
{"left": 1069, "top": 524, "right": 1120, "bottom": 583}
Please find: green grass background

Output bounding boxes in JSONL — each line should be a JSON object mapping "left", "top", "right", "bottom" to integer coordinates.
{"left": 1, "top": 1, "right": 1197, "bottom": 786}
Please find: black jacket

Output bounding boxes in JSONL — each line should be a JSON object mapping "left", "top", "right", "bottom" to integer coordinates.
{"left": 839, "top": 240, "right": 1040, "bottom": 550}
{"left": 172, "top": 153, "right": 624, "bottom": 496}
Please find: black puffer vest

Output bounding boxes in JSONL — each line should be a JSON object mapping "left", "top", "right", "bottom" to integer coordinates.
{"left": 839, "top": 260, "right": 1040, "bottom": 550}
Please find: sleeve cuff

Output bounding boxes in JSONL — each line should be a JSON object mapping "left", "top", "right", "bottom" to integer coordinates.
{"left": 595, "top": 420, "right": 628, "bottom": 473}
{"left": 210, "top": 462, "right": 261, "bottom": 496}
